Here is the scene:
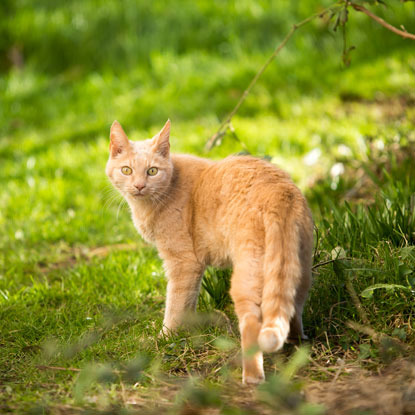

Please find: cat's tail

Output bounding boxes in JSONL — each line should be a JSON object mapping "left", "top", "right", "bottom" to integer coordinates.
{"left": 257, "top": 213, "right": 302, "bottom": 353}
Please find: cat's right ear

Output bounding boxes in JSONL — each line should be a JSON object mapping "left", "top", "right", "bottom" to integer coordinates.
{"left": 109, "top": 121, "right": 129, "bottom": 157}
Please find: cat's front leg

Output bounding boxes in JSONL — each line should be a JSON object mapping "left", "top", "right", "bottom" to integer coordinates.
{"left": 161, "top": 258, "right": 204, "bottom": 335}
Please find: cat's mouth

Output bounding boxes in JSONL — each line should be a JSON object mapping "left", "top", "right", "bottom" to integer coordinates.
{"left": 132, "top": 191, "right": 148, "bottom": 198}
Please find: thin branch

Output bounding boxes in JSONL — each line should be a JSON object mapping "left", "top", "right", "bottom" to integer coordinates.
{"left": 312, "top": 258, "right": 337, "bottom": 270}
{"left": 345, "top": 276, "right": 369, "bottom": 325}
{"left": 205, "top": 4, "right": 337, "bottom": 151}
{"left": 347, "top": 321, "right": 411, "bottom": 351}
{"left": 37, "top": 365, "right": 126, "bottom": 375}
{"left": 312, "top": 257, "right": 354, "bottom": 270}
{"left": 206, "top": 2, "right": 415, "bottom": 151}
{"left": 211, "top": 309, "right": 236, "bottom": 337}
{"left": 350, "top": 2, "right": 415, "bottom": 40}
{"left": 37, "top": 365, "right": 81, "bottom": 372}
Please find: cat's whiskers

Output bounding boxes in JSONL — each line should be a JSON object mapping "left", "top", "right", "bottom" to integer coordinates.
{"left": 100, "top": 182, "right": 125, "bottom": 213}
{"left": 102, "top": 193, "right": 119, "bottom": 210}
{"left": 150, "top": 192, "right": 168, "bottom": 210}
{"left": 150, "top": 188, "right": 176, "bottom": 209}
{"left": 116, "top": 198, "right": 128, "bottom": 220}
{"left": 99, "top": 184, "right": 118, "bottom": 200}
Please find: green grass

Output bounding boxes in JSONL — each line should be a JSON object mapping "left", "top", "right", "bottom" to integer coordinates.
{"left": 1, "top": 0, "right": 415, "bottom": 413}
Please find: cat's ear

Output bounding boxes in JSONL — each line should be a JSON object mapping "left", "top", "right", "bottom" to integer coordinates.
{"left": 109, "top": 121, "right": 130, "bottom": 157}
{"left": 151, "top": 119, "right": 170, "bottom": 157}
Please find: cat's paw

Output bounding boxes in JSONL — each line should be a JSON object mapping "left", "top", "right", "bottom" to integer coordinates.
{"left": 243, "top": 374, "right": 265, "bottom": 386}
{"left": 159, "top": 325, "right": 174, "bottom": 338}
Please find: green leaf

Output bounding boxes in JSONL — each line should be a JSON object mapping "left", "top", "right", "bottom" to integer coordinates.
{"left": 392, "top": 328, "right": 407, "bottom": 341}
{"left": 361, "top": 283, "right": 410, "bottom": 299}
{"left": 281, "top": 346, "right": 311, "bottom": 380}
{"left": 399, "top": 263, "right": 413, "bottom": 277}
{"left": 358, "top": 343, "right": 372, "bottom": 360}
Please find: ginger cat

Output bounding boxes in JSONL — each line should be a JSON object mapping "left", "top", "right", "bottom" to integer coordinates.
{"left": 106, "top": 120, "right": 313, "bottom": 385}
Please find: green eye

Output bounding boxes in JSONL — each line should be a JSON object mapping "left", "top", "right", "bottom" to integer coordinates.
{"left": 121, "top": 166, "right": 132, "bottom": 175}
{"left": 147, "top": 167, "right": 158, "bottom": 176}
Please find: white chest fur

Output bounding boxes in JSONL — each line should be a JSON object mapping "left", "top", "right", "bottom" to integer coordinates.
{"left": 131, "top": 212, "right": 155, "bottom": 243}
{"left": 127, "top": 198, "right": 157, "bottom": 243}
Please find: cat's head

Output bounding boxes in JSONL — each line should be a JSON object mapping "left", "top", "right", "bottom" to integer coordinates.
{"left": 105, "top": 120, "right": 173, "bottom": 201}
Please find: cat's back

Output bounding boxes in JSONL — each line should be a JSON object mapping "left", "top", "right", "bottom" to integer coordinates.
{"left": 171, "top": 153, "right": 214, "bottom": 183}
{"left": 191, "top": 155, "right": 310, "bottom": 266}
{"left": 208, "top": 155, "right": 291, "bottom": 185}
{"left": 195, "top": 155, "right": 297, "bottom": 206}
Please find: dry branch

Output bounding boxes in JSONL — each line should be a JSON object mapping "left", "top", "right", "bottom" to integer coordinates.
{"left": 37, "top": 365, "right": 81, "bottom": 372}
{"left": 205, "top": 4, "right": 337, "bottom": 150}
{"left": 350, "top": 2, "right": 415, "bottom": 40}
{"left": 206, "top": 1, "right": 415, "bottom": 151}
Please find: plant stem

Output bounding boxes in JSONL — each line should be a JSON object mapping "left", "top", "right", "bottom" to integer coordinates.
{"left": 205, "top": 4, "right": 338, "bottom": 151}
{"left": 350, "top": 2, "right": 415, "bottom": 41}
{"left": 206, "top": 1, "right": 415, "bottom": 151}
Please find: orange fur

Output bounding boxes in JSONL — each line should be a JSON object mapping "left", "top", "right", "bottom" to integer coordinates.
{"left": 106, "top": 120, "right": 313, "bottom": 384}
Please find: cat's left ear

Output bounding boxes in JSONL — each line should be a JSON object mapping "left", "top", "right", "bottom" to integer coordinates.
{"left": 151, "top": 119, "right": 170, "bottom": 157}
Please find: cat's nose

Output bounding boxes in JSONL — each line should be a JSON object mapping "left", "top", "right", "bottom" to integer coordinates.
{"left": 134, "top": 183, "right": 146, "bottom": 191}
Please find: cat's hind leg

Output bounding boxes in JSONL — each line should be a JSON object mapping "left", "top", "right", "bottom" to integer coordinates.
{"left": 288, "top": 263, "right": 311, "bottom": 343}
{"left": 230, "top": 259, "right": 265, "bottom": 385}
{"left": 288, "top": 308, "right": 308, "bottom": 344}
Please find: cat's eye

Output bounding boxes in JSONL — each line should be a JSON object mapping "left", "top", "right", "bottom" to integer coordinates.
{"left": 147, "top": 167, "right": 158, "bottom": 176}
{"left": 121, "top": 166, "right": 132, "bottom": 175}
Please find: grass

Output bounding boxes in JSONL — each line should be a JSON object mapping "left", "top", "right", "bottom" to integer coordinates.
{"left": 1, "top": 0, "right": 415, "bottom": 413}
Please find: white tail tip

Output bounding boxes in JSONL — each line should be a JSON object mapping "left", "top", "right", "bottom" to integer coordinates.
{"left": 258, "top": 328, "right": 284, "bottom": 353}
{"left": 258, "top": 316, "right": 290, "bottom": 353}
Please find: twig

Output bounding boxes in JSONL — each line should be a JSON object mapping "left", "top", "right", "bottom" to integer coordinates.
{"left": 206, "top": 1, "right": 415, "bottom": 151}
{"left": 212, "top": 309, "right": 236, "bottom": 337}
{"left": 205, "top": 4, "right": 337, "bottom": 150}
{"left": 228, "top": 122, "right": 249, "bottom": 152}
{"left": 306, "top": 354, "right": 334, "bottom": 377}
{"left": 346, "top": 321, "right": 379, "bottom": 340}
{"left": 346, "top": 321, "right": 411, "bottom": 351}
{"left": 350, "top": 2, "right": 415, "bottom": 40}
{"left": 312, "top": 258, "right": 337, "bottom": 270}
{"left": 331, "top": 357, "right": 345, "bottom": 383}
{"left": 313, "top": 226, "right": 320, "bottom": 262}
{"left": 37, "top": 365, "right": 81, "bottom": 372}
{"left": 345, "top": 276, "right": 369, "bottom": 325}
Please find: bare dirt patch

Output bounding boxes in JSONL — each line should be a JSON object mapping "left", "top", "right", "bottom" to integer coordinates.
{"left": 307, "top": 359, "right": 415, "bottom": 415}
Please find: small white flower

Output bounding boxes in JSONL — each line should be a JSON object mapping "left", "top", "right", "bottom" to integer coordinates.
{"left": 26, "top": 157, "right": 36, "bottom": 169}
{"left": 303, "top": 148, "right": 321, "bottom": 166}
{"left": 337, "top": 144, "right": 352, "bottom": 157}
{"left": 15, "top": 230, "right": 24, "bottom": 240}
{"left": 331, "top": 246, "right": 346, "bottom": 260}
{"left": 330, "top": 162, "right": 345, "bottom": 178}
{"left": 374, "top": 139, "right": 384, "bottom": 150}
{"left": 27, "top": 177, "right": 35, "bottom": 187}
